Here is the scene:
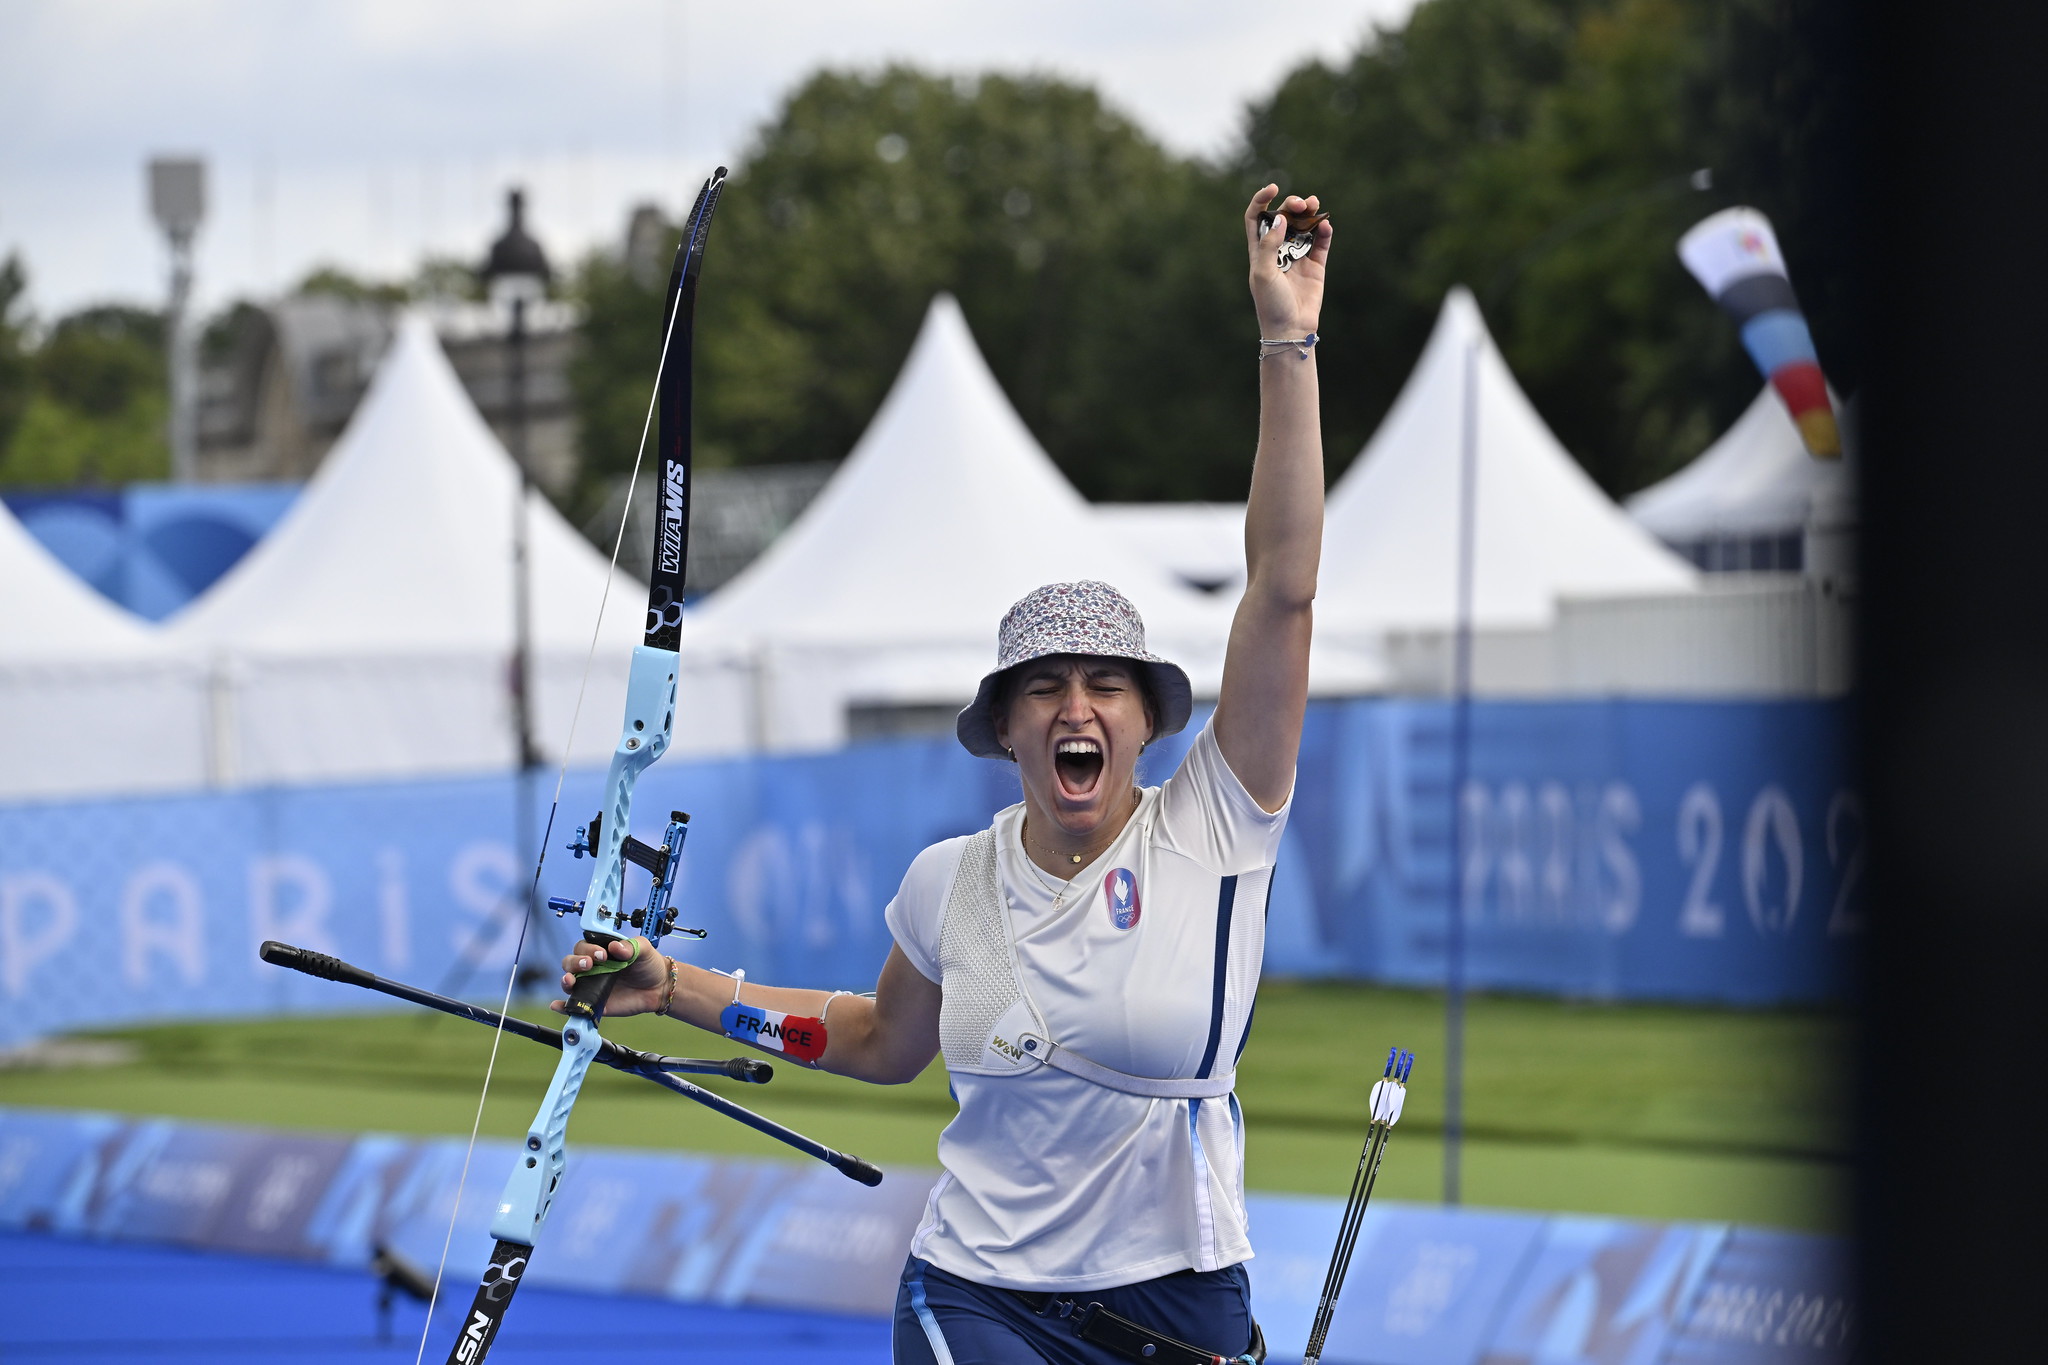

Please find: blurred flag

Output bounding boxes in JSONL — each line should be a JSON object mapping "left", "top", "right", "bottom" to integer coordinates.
{"left": 1679, "top": 207, "right": 1842, "bottom": 459}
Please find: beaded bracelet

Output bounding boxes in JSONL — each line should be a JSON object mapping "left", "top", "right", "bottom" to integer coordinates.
{"left": 1259, "top": 332, "right": 1318, "bottom": 361}
{"left": 656, "top": 955, "right": 680, "bottom": 1017}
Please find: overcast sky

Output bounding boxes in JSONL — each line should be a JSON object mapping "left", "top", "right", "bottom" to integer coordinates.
{"left": 1, "top": 0, "right": 1417, "bottom": 320}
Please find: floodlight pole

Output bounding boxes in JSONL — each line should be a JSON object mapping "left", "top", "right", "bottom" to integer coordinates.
{"left": 166, "top": 234, "right": 197, "bottom": 481}
{"left": 148, "top": 157, "right": 206, "bottom": 483}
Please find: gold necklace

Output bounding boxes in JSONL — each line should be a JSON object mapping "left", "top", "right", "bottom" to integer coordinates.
{"left": 1022, "top": 790, "right": 1139, "bottom": 869}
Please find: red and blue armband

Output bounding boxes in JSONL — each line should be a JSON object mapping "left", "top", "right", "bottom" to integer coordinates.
{"left": 719, "top": 1000, "right": 827, "bottom": 1063}
{"left": 712, "top": 972, "right": 852, "bottom": 1066}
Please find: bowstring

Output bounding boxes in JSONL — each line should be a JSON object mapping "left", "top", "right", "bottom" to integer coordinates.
{"left": 411, "top": 247, "right": 690, "bottom": 1365}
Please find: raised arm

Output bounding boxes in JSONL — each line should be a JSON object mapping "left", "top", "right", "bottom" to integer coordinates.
{"left": 1212, "top": 186, "right": 1331, "bottom": 812}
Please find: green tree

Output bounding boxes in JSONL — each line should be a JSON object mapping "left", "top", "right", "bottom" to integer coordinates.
{"left": 568, "top": 2, "right": 1851, "bottom": 507}
{"left": 294, "top": 265, "right": 411, "bottom": 306}
{"left": 572, "top": 67, "right": 1258, "bottom": 504}
{"left": 1422, "top": 0, "right": 1752, "bottom": 492}
{"left": 410, "top": 254, "right": 486, "bottom": 303}
{"left": 1693, "top": 0, "right": 1860, "bottom": 396}
{"left": 0, "top": 254, "right": 30, "bottom": 456}
{"left": 0, "top": 305, "right": 170, "bottom": 487}
{"left": 1238, "top": 0, "right": 1603, "bottom": 475}
{"left": 1244, "top": 0, "right": 1852, "bottom": 495}
{"left": 567, "top": 246, "right": 667, "bottom": 522}
{"left": 1423, "top": 0, "right": 1857, "bottom": 493}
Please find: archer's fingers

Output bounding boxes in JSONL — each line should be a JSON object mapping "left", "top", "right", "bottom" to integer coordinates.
{"left": 1244, "top": 184, "right": 1279, "bottom": 248}
{"left": 1306, "top": 216, "right": 1335, "bottom": 268}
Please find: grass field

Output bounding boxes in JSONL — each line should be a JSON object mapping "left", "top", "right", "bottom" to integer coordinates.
{"left": 0, "top": 982, "right": 1850, "bottom": 1232}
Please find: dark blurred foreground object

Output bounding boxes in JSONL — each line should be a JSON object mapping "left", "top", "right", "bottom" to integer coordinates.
{"left": 1859, "top": 0, "right": 2048, "bottom": 1359}
{"left": 371, "top": 1242, "right": 435, "bottom": 1344}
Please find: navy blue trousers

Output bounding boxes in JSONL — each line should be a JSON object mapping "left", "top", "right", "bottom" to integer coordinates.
{"left": 893, "top": 1256, "right": 1256, "bottom": 1365}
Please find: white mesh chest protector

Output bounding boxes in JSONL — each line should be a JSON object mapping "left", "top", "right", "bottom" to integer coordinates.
{"left": 936, "top": 830, "right": 1044, "bottom": 1074}
{"left": 934, "top": 828, "right": 1234, "bottom": 1099}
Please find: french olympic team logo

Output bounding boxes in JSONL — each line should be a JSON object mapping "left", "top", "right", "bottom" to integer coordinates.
{"left": 1104, "top": 868, "right": 1141, "bottom": 931}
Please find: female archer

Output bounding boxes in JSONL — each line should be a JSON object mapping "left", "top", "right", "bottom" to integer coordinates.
{"left": 557, "top": 184, "right": 1329, "bottom": 1365}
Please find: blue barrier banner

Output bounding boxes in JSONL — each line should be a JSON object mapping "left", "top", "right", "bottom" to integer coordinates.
{"left": 1243, "top": 1194, "right": 1556, "bottom": 1365}
{"left": 1318, "top": 1204, "right": 1549, "bottom": 1364}
{"left": 0, "top": 1107, "right": 935, "bottom": 1320}
{"left": 1243, "top": 1193, "right": 1348, "bottom": 1358}
{"left": 1477, "top": 1216, "right": 1729, "bottom": 1365}
{"left": 0, "top": 1107, "right": 1852, "bottom": 1360}
{"left": 1286, "top": 700, "right": 1858, "bottom": 1002}
{"left": 0, "top": 698, "right": 1853, "bottom": 1051}
{"left": 1660, "top": 1229, "right": 1853, "bottom": 1362}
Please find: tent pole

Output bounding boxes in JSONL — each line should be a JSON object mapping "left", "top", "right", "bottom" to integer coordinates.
{"left": 1444, "top": 335, "right": 1480, "bottom": 1207}
{"left": 507, "top": 294, "right": 545, "bottom": 987}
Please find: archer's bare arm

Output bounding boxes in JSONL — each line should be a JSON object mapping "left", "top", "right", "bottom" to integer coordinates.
{"left": 555, "top": 939, "right": 940, "bottom": 1085}
{"left": 1213, "top": 185, "right": 1329, "bottom": 812}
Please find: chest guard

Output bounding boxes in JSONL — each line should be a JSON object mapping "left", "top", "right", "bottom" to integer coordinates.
{"left": 935, "top": 828, "right": 1234, "bottom": 1100}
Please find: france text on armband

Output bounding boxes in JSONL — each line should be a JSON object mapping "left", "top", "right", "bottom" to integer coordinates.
{"left": 719, "top": 1001, "right": 827, "bottom": 1062}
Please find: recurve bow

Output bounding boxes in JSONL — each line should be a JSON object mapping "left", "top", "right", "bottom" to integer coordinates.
{"left": 262, "top": 168, "right": 881, "bottom": 1365}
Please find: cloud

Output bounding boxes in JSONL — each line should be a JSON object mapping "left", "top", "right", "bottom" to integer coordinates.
{"left": 0, "top": 0, "right": 1412, "bottom": 315}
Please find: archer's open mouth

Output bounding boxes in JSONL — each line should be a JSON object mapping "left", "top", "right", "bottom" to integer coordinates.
{"left": 1054, "top": 737, "right": 1105, "bottom": 798}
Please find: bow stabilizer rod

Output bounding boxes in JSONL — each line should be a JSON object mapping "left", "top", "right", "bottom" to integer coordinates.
{"left": 259, "top": 940, "right": 770, "bottom": 1083}
{"left": 259, "top": 939, "right": 884, "bottom": 1187}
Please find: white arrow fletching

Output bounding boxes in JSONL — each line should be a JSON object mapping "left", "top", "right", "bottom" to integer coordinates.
{"left": 1369, "top": 1079, "right": 1406, "bottom": 1125}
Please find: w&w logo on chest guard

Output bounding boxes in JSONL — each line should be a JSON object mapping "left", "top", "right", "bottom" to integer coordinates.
{"left": 1104, "top": 868, "right": 1141, "bottom": 930}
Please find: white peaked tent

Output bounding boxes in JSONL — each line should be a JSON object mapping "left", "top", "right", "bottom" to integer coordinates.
{"left": 678, "top": 295, "right": 1232, "bottom": 751}
{"left": 1319, "top": 288, "right": 1696, "bottom": 645}
{"left": 1093, "top": 503, "right": 1248, "bottom": 593}
{"left": 1626, "top": 386, "right": 1853, "bottom": 550}
{"left": 1088, "top": 500, "right": 1386, "bottom": 694}
{"left": 0, "top": 501, "right": 211, "bottom": 799}
{"left": 170, "top": 314, "right": 642, "bottom": 785}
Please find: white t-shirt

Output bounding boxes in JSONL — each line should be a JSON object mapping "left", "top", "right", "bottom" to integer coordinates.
{"left": 885, "top": 720, "right": 1289, "bottom": 1290}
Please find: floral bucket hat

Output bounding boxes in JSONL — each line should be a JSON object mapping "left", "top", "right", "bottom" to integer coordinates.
{"left": 956, "top": 580, "right": 1194, "bottom": 760}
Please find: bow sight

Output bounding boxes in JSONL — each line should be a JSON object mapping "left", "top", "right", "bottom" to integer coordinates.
{"left": 547, "top": 809, "right": 705, "bottom": 941}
